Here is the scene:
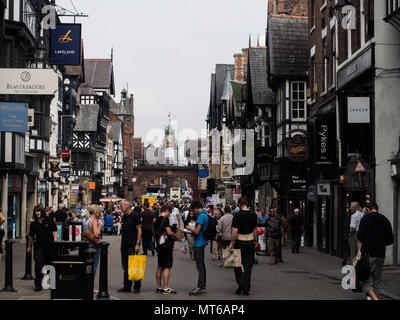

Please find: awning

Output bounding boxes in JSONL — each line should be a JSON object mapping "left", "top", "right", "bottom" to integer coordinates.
{"left": 99, "top": 196, "right": 124, "bottom": 203}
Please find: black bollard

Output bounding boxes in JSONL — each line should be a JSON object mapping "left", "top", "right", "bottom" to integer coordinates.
{"left": 96, "top": 242, "right": 110, "bottom": 300}
{"left": 83, "top": 249, "right": 95, "bottom": 301}
{"left": 2, "top": 240, "right": 17, "bottom": 292}
{"left": 21, "top": 235, "right": 34, "bottom": 280}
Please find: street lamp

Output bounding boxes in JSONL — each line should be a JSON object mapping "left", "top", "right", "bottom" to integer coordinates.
{"left": 333, "top": 0, "right": 355, "bottom": 24}
{"left": 390, "top": 136, "right": 400, "bottom": 180}
{"left": 34, "top": 39, "right": 47, "bottom": 62}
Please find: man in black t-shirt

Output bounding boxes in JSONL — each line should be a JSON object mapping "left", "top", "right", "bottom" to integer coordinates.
{"left": 230, "top": 197, "right": 258, "bottom": 296}
{"left": 28, "top": 205, "right": 57, "bottom": 292}
{"left": 288, "top": 208, "right": 304, "bottom": 254}
{"left": 154, "top": 205, "right": 177, "bottom": 295}
{"left": 118, "top": 200, "right": 142, "bottom": 293}
{"left": 357, "top": 201, "right": 393, "bottom": 300}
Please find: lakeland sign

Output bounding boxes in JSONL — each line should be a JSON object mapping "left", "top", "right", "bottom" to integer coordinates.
{"left": 0, "top": 68, "right": 58, "bottom": 95}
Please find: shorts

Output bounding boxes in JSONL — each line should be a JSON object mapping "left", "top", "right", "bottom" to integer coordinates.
{"left": 158, "top": 249, "right": 173, "bottom": 269}
{"left": 222, "top": 240, "right": 231, "bottom": 248}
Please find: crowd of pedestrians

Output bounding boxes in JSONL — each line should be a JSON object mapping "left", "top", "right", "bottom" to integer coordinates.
{"left": 7, "top": 194, "right": 393, "bottom": 301}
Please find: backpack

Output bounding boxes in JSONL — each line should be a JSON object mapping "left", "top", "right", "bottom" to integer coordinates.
{"left": 203, "top": 215, "right": 217, "bottom": 241}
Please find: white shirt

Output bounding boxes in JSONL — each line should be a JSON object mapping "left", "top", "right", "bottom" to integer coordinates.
{"left": 169, "top": 207, "right": 180, "bottom": 226}
{"left": 350, "top": 210, "right": 364, "bottom": 232}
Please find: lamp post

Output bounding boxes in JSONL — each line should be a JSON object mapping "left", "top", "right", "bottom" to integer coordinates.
{"left": 333, "top": 0, "right": 355, "bottom": 24}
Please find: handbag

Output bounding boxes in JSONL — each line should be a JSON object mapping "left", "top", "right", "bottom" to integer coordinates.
{"left": 83, "top": 219, "right": 100, "bottom": 246}
{"left": 222, "top": 248, "right": 242, "bottom": 268}
{"left": 128, "top": 254, "right": 147, "bottom": 281}
{"left": 355, "top": 252, "right": 370, "bottom": 281}
{"left": 175, "top": 229, "right": 184, "bottom": 242}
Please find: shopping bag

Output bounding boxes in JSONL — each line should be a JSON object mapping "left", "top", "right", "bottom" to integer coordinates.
{"left": 175, "top": 229, "right": 184, "bottom": 242}
{"left": 222, "top": 248, "right": 242, "bottom": 268}
{"left": 180, "top": 240, "right": 188, "bottom": 254}
{"left": 128, "top": 254, "right": 147, "bottom": 281}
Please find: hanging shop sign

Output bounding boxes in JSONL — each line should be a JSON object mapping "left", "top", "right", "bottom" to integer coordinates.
{"left": 0, "top": 102, "right": 28, "bottom": 132}
{"left": 89, "top": 182, "right": 96, "bottom": 190}
{"left": 348, "top": 97, "right": 370, "bottom": 123}
{"left": 288, "top": 134, "right": 308, "bottom": 162}
{"left": 315, "top": 117, "right": 333, "bottom": 165}
{"left": 198, "top": 169, "right": 209, "bottom": 178}
{"left": 50, "top": 24, "right": 82, "bottom": 65}
{"left": 290, "top": 173, "right": 307, "bottom": 193}
{"left": 49, "top": 161, "right": 60, "bottom": 173}
{"left": 0, "top": 69, "right": 58, "bottom": 95}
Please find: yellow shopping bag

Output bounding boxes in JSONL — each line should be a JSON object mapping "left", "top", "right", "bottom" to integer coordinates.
{"left": 128, "top": 254, "right": 147, "bottom": 281}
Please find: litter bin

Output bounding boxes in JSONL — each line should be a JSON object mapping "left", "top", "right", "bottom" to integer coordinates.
{"left": 50, "top": 241, "right": 95, "bottom": 300}
{"left": 67, "top": 221, "right": 83, "bottom": 242}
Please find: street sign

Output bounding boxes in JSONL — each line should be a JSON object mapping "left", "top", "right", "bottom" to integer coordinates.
{"left": 353, "top": 160, "right": 367, "bottom": 173}
{"left": 61, "top": 149, "right": 70, "bottom": 158}
{"left": 198, "top": 169, "right": 209, "bottom": 178}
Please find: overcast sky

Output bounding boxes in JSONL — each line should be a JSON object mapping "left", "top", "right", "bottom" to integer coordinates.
{"left": 58, "top": 0, "right": 268, "bottom": 146}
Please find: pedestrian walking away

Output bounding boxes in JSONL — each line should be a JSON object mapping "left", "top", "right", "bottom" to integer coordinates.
{"left": 288, "top": 208, "right": 304, "bottom": 254}
{"left": 119, "top": 200, "right": 143, "bottom": 293}
{"left": 141, "top": 202, "right": 156, "bottom": 256}
{"left": 357, "top": 201, "right": 394, "bottom": 300}
{"left": 185, "top": 200, "right": 209, "bottom": 296}
{"left": 27, "top": 205, "right": 58, "bottom": 291}
{"left": 348, "top": 201, "right": 364, "bottom": 292}
{"left": 154, "top": 205, "right": 178, "bottom": 295}
{"left": 230, "top": 197, "right": 258, "bottom": 296}
{"left": 217, "top": 205, "right": 233, "bottom": 266}
{"left": 264, "top": 209, "right": 284, "bottom": 265}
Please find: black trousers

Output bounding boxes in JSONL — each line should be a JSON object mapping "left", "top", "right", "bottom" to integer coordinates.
{"left": 121, "top": 246, "right": 141, "bottom": 290}
{"left": 142, "top": 229, "right": 154, "bottom": 253}
{"left": 234, "top": 240, "right": 255, "bottom": 293}
{"left": 34, "top": 245, "right": 52, "bottom": 288}
{"left": 194, "top": 246, "right": 206, "bottom": 289}
{"left": 291, "top": 233, "right": 301, "bottom": 253}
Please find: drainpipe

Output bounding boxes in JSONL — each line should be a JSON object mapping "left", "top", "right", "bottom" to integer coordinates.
{"left": 394, "top": 182, "right": 398, "bottom": 266}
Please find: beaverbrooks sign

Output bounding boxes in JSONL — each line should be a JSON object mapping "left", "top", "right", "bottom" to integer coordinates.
{"left": 0, "top": 68, "right": 58, "bottom": 95}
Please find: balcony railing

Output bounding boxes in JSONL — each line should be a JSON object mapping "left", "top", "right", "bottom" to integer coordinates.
{"left": 385, "top": 0, "right": 400, "bottom": 31}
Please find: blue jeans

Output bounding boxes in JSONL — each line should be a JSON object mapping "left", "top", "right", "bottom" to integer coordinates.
{"left": 89, "top": 244, "right": 100, "bottom": 277}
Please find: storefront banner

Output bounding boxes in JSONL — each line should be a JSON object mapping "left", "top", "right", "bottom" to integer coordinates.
{"left": 0, "top": 68, "right": 58, "bottom": 95}
{"left": 50, "top": 24, "right": 82, "bottom": 65}
{"left": 315, "top": 117, "right": 333, "bottom": 165}
{"left": 0, "top": 102, "right": 28, "bottom": 132}
{"left": 348, "top": 97, "right": 370, "bottom": 123}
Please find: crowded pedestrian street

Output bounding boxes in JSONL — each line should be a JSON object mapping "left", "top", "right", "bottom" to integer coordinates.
{"left": 0, "top": 232, "right": 399, "bottom": 300}
{"left": 1, "top": 0, "right": 400, "bottom": 307}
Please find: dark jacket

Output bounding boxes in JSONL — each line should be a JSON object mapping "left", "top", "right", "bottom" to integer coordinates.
{"left": 357, "top": 212, "right": 394, "bottom": 258}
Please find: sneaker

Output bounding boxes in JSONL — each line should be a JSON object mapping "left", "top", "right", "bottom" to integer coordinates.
{"left": 162, "top": 288, "right": 177, "bottom": 295}
{"left": 156, "top": 288, "right": 163, "bottom": 294}
{"left": 117, "top": 287, "right": 131, "bottom": 293}
{"left": 367, "top": 296, "right": 372, "bottom": 300}
{"left": 189, "top": 288, "right": 206, "bottom": 296}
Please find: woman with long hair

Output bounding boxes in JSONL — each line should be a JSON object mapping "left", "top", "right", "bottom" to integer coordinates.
{"left": 82, "top": 205, "right": 102, "bottom": 290}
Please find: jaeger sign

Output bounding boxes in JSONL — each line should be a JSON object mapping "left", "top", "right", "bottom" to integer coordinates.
{"left": 0, "top": 68, "right": 58, "bottom": 95}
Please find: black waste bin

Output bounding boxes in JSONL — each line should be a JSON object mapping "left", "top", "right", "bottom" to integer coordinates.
{"left": 50, "top": 241, "right": 95, "bottom": 300}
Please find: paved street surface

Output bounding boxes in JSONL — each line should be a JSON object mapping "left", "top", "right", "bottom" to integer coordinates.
{"left": 0, "top": 236, "right": 398, "bottom": 300}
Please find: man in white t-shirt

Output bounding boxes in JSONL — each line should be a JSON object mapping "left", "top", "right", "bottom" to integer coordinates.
{"left": 168, "top": 201, "right": 181, "bottom": 233}
{"left": 348, "top": 201, "right": 364, "bottom": 292}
